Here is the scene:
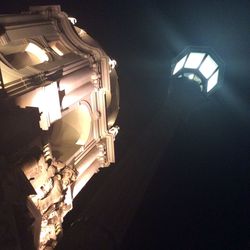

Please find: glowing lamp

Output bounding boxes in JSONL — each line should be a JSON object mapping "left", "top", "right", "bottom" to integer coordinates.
{"left": 171, "top": 47, "right": 224, "bottom": 94}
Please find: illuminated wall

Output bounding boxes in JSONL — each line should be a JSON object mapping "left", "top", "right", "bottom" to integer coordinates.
{"left": 0, "top": 5, "right": 119, "bottom": 250}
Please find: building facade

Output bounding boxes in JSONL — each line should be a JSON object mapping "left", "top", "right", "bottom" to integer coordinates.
{"left": 0, "top": 5, "right": 119, "bottom": 249}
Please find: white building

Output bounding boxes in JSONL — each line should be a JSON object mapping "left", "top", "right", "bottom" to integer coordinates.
{"left": 0, "top": 5, "right": 119, "bottom": 250}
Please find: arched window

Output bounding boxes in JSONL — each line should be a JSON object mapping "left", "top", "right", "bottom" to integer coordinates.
{"left": 49, "top": 41, "right": 69, "bottom": 56}
{"left": 49, "top": 103, "right": 93, "bottom": 162}
{"left": 3, "top": 42, "right": 49, "bottom": 69}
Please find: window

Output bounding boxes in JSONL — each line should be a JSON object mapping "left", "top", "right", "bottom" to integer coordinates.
{"left": 49, "top": 41, "right": 69, "bottom": 56}
{"left": 2, "top": 42, "right": 49, "bottom": 69}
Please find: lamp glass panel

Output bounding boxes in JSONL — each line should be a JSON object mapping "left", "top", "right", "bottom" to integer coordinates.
{"left": 207, "top": 69, "right": 219, "bottom": 92}
{"left": 173, "top": 55, "right": 187, "bottom": 75}
{"left": 199, "top": 55, "right": 218, "bottom": 79}
{"left": 184, "top": 52, "right": 205, "bottom": 69}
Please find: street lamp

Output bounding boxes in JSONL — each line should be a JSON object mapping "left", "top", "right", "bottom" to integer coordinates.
{"left": 171, "top": 47, "right": 224, "bottom": 95}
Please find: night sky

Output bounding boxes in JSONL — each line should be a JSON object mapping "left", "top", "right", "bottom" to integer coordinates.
{"left": 1, "top": 1, "right": 250, "bottom": 249}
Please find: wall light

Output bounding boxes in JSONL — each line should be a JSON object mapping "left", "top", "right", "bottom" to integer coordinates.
{"left": 171, "top": 47, "right": 224, "bottom": 94}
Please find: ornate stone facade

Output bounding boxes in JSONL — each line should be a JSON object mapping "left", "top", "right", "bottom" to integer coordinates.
{"left": 0, "top": 5, "right": 119, "bottom": 249}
